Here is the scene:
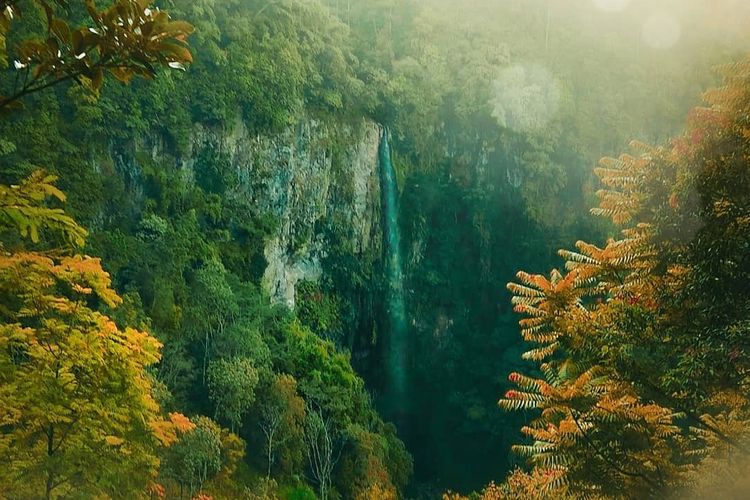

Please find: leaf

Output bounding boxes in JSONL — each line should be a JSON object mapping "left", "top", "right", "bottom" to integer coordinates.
{"left": 108, "top": 66, "right": 134, "bottom": 84}
{"left": 105, "top": 435, "right": 125, "bottom": 446}
{"left": 90, "top": 67, "right": 104, "bottom": 92}
{"left": 50, "top": 18, "right": 71, "bottom": 44}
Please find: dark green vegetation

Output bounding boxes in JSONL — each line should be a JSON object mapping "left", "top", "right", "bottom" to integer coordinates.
{"left": 1, "top": 0, "right": 749, "bottom": 498}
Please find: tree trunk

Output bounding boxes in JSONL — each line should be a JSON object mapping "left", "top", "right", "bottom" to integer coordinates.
{"left": 203, "top": 330, "right": 209, "bottom": 384}
{"left": 321, "top": 478, "right": 328, "bottom": 500}
{"left": 266, "top": 430, "right": 274, "bottom": 478}
{"left": 45, "top": 473, "right": 54, "bottom": 500}
{"left": 45, "top": 425, "right": 55, "bottom": 499}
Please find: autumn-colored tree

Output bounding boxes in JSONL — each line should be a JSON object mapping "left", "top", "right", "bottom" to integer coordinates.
{"left": 0, "top": 0, "right": 193, "bottom": 110}
{"left": 0, "top": 173, "right": 194, "bottom": 498}
{"left": 443, "top": 478, "right": 539, "bottom": 500}
{"left": 497, "top": 56, "right": 750, "bottom": 497}
{"left": 355, "top": 483, "right": 398, "bottom": 500}
{"left": 336, "top": 422, "right": 407, "bottom": 500}
{"left": 0, "top": 5, "right": 193, "bottom": 495}
{"left": 257, "top": 373, "right": 306, "bottom": 478}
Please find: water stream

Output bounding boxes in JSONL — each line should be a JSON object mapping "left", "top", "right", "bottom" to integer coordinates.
{"left": 379, "top": 127, "right": 408, "bottom": 409}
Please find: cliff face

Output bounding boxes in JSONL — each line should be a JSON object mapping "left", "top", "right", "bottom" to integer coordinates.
{"left": 167, "top": 116, "right": 383, "bottom": 308}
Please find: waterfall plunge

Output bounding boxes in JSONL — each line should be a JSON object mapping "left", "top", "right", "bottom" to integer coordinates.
{"left": 379, "top": 127, "right": 408, "bottom": 408}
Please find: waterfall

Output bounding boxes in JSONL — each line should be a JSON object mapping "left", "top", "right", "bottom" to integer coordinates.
{"left": 379, "top": 127, "right": 407, "bottom": 407}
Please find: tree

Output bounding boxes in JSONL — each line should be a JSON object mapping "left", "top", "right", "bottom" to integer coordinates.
{"left": 0, "top": 3, "right": 192, "bottom": 495}
{"left": 0, "top": 0, "right": 193, "bottom": 110}
{"left": 257, "top": 373, "right": 305, "bottom": 478}
{"left": 497, "top": 55, "right": 750, "bottom": 497}
{"left": 304, "top": 403, "right": 342, "bottom": 500}
{"left": 160, "top": 416, "right": 222, "bottom": 498}
{"left": 0, "top": 170, "right": 86, "bottom": 246}
{"left": 0, "top": 173, "right": 176, "bottom": 498}
{"left": 208, "top": 356, "right": 259, "bottom": 433}
{"left": 355, "top": 483, "right": 398, "bottom": 500}
{"left": 184, "top": 259, "right": 238, "bottom": 382}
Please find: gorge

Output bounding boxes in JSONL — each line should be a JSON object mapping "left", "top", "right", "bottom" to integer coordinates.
{"left": 1, "top": 0, "right": 750, "bottom": 499}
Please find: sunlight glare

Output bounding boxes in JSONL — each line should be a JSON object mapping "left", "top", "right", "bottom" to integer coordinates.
{"left": 591, "top": 0, "right": 631, "bottom": 13}
{"left": 642, "top": 12, "right": 682, "bottom": 50}
{"left": 490, "top": 64, "right": 561, "bottom": 133}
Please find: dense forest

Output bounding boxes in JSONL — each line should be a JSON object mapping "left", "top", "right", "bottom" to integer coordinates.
{"left": 1, "top": 0, "right": 750, "bottom": 498}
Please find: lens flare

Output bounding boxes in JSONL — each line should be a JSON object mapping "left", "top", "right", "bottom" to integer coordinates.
{"left": 490, "top": 64, "right": 561, "bottom": 134}
{"left": 592, "top": 0, "right": 631, "bottom": 13}
{"left": 642, "top": 12, "right": 682, "bottom": 50}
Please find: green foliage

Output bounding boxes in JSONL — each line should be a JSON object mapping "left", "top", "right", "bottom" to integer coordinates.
{"left": 208, "top": 357, "right": 260, "bottom": 432}
{"left": 0, "top": 170, "right": 86, "bottom": 246}
{"left": 5, "top": 0, "right": 746, "bottom": 496}
{"left": 296, "top": 280, "right": 344, "bottom": 341}
{"left": 161, "top": 416, "right": 223, "bottom": 497}
{"left": 283, "top": 484, "right": 318, "bottom": 500}
{"left": 195, "top": 143, "right": 233, "bottom": 195}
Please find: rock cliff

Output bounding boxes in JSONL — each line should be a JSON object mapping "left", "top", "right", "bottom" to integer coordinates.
{"left": 169, "top": 116, "right": 383, "bottom": 308}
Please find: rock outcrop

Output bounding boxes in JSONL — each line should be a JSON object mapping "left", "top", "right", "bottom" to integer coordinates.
{"left": 173, "top": 116, "right": 383, "bottom": 308}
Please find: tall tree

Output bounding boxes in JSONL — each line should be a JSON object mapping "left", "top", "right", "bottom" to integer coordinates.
{"left": 208, "top": 356, "right": 259, "bottom": 433}
{"left": 0, "top": 2, "right": 193, "bottom": 497}
{"left": 497, "top": 55, "right": 750, "bottom": 497}
{"left": 0, "top": 172, "right": 177, "bottom": 498}
{"left": 257, "top": 373, "right": 306, "bottom": 478}
{"left": 304, "top": 403, "right": 342, "bottom": 500}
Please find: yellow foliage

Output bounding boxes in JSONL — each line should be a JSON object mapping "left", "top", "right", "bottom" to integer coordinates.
{"left": 356, "top": 483, "right": 397, "bottom": 500}
{"left": 0, "top": 173, "right": 172, "bottom": 497}
{"left": 496, "top": 54, "right": 750, "bottom": 499}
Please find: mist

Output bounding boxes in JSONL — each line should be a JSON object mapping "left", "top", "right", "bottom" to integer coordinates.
{"left": 1, "top": 0, "right": 749, "bottom": 498}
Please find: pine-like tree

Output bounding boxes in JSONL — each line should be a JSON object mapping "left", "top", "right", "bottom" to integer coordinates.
{"left": 498, "top": 55, "right": 750, "bottom": 497}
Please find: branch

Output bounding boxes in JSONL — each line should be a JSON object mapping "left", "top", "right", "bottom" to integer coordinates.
{"left": 630, "top": 366, "right": 750, "bottom": 454}
{"left": 0, "top": 71, "right": 79, "bottom": 110}
{"left": 570, "top": 409, "right": 663, "bottom": 492}
{"left": 1, "top": 53, "right": 115, "bottom": 111}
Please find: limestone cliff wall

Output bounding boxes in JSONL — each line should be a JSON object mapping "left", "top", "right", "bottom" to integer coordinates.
{"left": 140, "top": 116, "right": 383, "bottom": 308}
